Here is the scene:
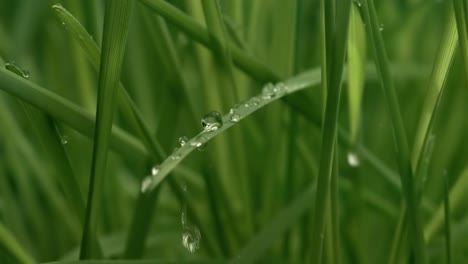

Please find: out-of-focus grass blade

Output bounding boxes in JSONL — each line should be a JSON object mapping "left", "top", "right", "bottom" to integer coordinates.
{"left": 43, "top": 261, "right": 224, "bottom": 264}
{"left": 361, "top": 0, "right": 426, "bottom": 262}
{"left": 230, "top": 184, "right": 314, "bottom": 264}
{"left": 425, "top": 167, "right": 468, "bottom": 241}
{"left": 80, "top": 0, "right": 134, "bottom": 258}
{"left": 388, "top": 11, "right": 457, "bottom": 264}
{"left": 0, "top": 223, "right": 34, "bottom": 264}
{"left": 443, "top": 176, "right": 452, "bottom": 264}
{"left": 346, "top": 3, "right": 366, "bottom": 144}
{"left": 452, "top": 0, "right": 468, "bottom": 85}
{"left": 52, "top": 3, "right": 163, "bottom": 159}
{"left": 0, "top": 69, "right": 147, "bottom": 162}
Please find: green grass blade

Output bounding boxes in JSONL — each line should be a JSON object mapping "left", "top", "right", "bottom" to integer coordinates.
{"left": 346, "top": 3, "right": 366, "bottom": 144}
{"left": 140, "top": 68, "right": 320, "bottom": 193}
{"left": 201, "top": 0, "right": 238, "bottom": 100}
{"left": 0, "top": 69, "right": 147, "bottom": 161}
{"left": 231, "top": 185, "right": 314, "bottom": 264}
{"left": 80, "top": 0, "right": 134, "bottom": 258}
{"left": 310, "top": 1, "right": 351, "bottom": 263}
{"left": 425, "top": 167, "right": 468, "bottom": 241}
{"left": 0, "top": 223, "right": 34, "bottom": 264}
{"left": 452, "top": 0, "right": 468, "bottom": 85}
{"left": 43, "top": 261, "right": 223, "bottom": 264}
{"left": 443, "top": 176, "right": 452, "bottom": 264}
{"left": 388, "top": 11, "right": 457, "bottom": 264}
{"left": 361, "top": 0, "right": 426, "bottom": 262}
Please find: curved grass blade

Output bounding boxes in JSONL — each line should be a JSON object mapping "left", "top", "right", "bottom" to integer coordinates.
{"left": 80, "top": 0, "right": 134, "bottom": 258}
{"left": 140, "top": 68, "right": 320, "bottom": 193}
{"left": 0, "top": 69, "right": 147, "bottom": 161}
{"left": 43, "top": 261, "right": 224, "bottom": 264}
{"left": 361, "top": 0, "right": 426, "bottom": 262}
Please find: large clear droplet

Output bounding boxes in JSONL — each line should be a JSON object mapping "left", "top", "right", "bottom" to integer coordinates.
{"left": 201, "top": 111, "right": 223, "bottom": 131}
{"left": 347, "top": 152, "right": 360, "bottom": 167}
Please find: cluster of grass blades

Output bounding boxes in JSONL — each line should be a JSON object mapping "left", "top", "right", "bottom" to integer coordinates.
{"left": 1, "top": 0, "right": 468, "bottom": 263}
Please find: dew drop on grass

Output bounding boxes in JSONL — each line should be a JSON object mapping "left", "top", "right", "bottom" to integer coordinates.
{"left": 347, "top": 152, "right": 360, "bottom": 167}
{"left": 201, "top": 111, "right": 223, "bottom": 131}
{"left": 171, "top": 154, "right": 181, "bottom": 160}
{"left": 353, "top": 0, "right": 362, "bottom": 7}
{"left": 151, "top": 165, "right": 160, "bottom": 176}
{"left": 61, "top": 135, "right": 68, "bottom": 145}
{"left": 5, "top": 62, "right": 30, "bottom": 79}
{"left": 179, "top": 136, "right": 189, "bottom": 147}
{"left": 261, "top": 83, "right": 278, "bottom": 99}
{"left": 379, "top": 24, "right": 384, "bottom": 32}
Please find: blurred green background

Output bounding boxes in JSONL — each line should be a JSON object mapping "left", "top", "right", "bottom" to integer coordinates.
{"left": 0, "top": 0, "right": 467, "bottom": 263}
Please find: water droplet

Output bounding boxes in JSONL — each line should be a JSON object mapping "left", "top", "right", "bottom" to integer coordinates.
{"left": 190, "top": 140, "right": 202, "bottom": 148}
{"left": 171, "top": 154, "right": 181, "bottom": 160}
{"left": 61, "top": 136, "right": 68, "bottom": 145}
{"left": 379, "top": 24, "right": 384, "bottom": 32}
{"left": 201, "top": 111, "right": 223, "bottom": 131}
{"left": 353, "top": 0, "right": 362, "bottom": 7}
{"left": 140, "top": 176, "right": 153, "bottom": 193}
{"left": 347, "top": 152, "right": 360, "bottom": 167}
{"left": 261, "top": 83, "right": 277, "bottom": 99}
{"left": 151, "top": 165, "right": 160, "bottom": 176}
{"left": 5, "top": 62, "right": 30, "bottom": 79}
{"left": 230, "top": 114, "right": 240, "bottom": 123}
{"left": 182, "top": 226, "right": 201, "bottom": 253}
{"left": 179, "top": 136, "right": 189, "bottom": 147}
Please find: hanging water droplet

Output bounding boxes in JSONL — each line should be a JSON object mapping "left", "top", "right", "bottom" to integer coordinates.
{"left": 353, "top": 0, "right": 362, "bottom": 7}
{"left": 151, "top": 165, "right": 160, "bottom": 176}
{"left": 347, "top": 152, "right": 360, "bottom": 167}
{"left": 140, "top": 176, "right": 153, "bottom": 193}
{"left": 261, "top": 83, "right": 278, "bottom": 99}
{"left": 379, "top": 24, "right": 384, "bottom": 32}
{"left": 5, "top": 62, "right": 30, "bottom": 79}
{"left": 179, "top": 136, "right": 189, "bottom": 147}
{"left": 201, "top": 111, "right": 223, "bottom": 131}
{"left": 182, "top": 226, "right": 201, "bottom": 253}
{"left": 61, "top": 135, "right": 68, "bottom": 145}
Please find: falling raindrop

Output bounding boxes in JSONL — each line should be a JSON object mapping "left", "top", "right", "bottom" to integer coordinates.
{"left": 182, "top": 226, "right": 201, "bottom": 253}
{"left": 201, "top": 111, "right": 223, "bottom": 132}
{"left": 347, "top": 152, "right": 360, "bottom": 167}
